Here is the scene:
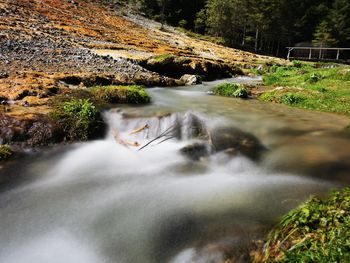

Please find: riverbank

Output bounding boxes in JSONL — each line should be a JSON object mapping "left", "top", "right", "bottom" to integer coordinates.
{"left": 255, "top": 61, "right": 350, "bottom": 116}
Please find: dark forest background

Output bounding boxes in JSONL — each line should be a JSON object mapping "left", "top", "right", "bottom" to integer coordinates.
{"left": 117, "top": 0, "right": 350, "bottom": 57}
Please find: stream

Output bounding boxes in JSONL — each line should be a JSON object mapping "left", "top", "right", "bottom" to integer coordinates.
{"left": 1, "top": 77, "right": 350, "bottom": 263}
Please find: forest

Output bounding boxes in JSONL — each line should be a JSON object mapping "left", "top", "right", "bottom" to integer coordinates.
{"left": 124, "top": 0, "right": 350, "bottom": 56}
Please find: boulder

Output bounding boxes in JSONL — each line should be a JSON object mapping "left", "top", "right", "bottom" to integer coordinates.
{"left": 179, "top": 74, "right": 202, "bottom": 85}
{"left": 210, "top": 126, "right": 266, "bottom": 160}
{"left": 180, "top": 142, "right": 211, "bottom": 161}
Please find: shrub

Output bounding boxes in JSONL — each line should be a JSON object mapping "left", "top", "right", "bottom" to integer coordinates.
{"left": 51, "top": 99, "right": 104, "bottom": 141}
{"left": 306, "top": 73, "right": 324, "bottom": 83}
{"left": 0, "top": 145, "right": 12, "bottom": 161}
{"left": 213, "top": 83, "right": 249, "bottom": 98}
{"left": 292, "top": 60, "right": 303, "bottom": 68}
{"left": 91, "top": 85, "right": 151, "bottom": 104}
{"left": 281, "top": 93, "right": 305, "bottom": 105}
{"left": 264, "top": 188, "right": 350, "bottom": 263}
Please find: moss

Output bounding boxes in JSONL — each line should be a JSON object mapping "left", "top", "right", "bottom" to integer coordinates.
{"left": 213, "top": 83, "right": 249, "bottom": 98}
{"left": 263, "top": 188, "right": 350, "bottom": 263}
{"left": 0, "top": 145, "right": 12, "bottom": 161}
{"left": 90, "top": 85, "right": 151, "bottom": 104}
{"left": 51, "top": 98, "right": 104, "bottom": 141}
{"left": 152, "top": 54, "right": 176, "bottom": 63}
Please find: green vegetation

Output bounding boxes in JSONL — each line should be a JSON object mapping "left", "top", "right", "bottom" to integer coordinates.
{"left": 260, "top": 62, "right": 350, "bottom": 115}
{"left": 91, "top": 85, "right": 151, "bottom": 104}
{"left": 0, "top": 145, "right": 12, "bottom": 161}
{"left": 49, "top": 85, "right": 151, "bottom": 141}
{"left": 213, "top": 83, "right": 249, "bottom": 99}
{"left": 264, "top": 188, "right": 350, "bottom": 263}
{"left": 51, "top": 99, "right": 104, "bottom": 141}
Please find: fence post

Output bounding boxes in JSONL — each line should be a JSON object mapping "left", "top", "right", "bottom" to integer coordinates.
{"left": 336, "top": 49, "right": 340, "bottom": 60}
{"left": 309, "top": 48, "right": 312, "bottom": 59}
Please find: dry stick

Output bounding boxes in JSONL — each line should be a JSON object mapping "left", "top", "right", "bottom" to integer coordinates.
{"left": 138, "top": 125, "right": 176, "bottom": 151}
{"left": 128, "top": 124, "right": 149, "bottom": 135}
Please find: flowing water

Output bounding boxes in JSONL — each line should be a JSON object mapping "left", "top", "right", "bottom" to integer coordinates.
{"left": 1, "top": 77, "right": 350, "bottom": 263}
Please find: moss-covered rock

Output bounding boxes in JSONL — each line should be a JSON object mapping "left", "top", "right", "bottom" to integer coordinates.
{"left": 90, "top": 85, "right": 151, "bottom": 104}
{"left": 259, "top": 188, "right": 350, "bottom": 263}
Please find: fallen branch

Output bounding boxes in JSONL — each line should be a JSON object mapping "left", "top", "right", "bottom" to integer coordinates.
{"left": 128, "top": 124, "right": 149, "bottom": 135}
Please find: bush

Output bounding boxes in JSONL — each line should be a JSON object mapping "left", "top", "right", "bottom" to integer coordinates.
{"left": 0, "top": 145, "right": 12, "bottom": 161}
{"left": 91, "top": 85, "right": 151, "bottom": 104}
{"left": 292, "top": 60, "right": 303, "bottom": 68}
{"left": 263, "top": 188, "right": 350, "bottom": 263}
{"left": 306, "top": 73, "right": 324, "bottom": 83}
{"left": 213, "top": 83, "right": 249, "bottom": 98}
{"left": 51, "top": 99, "right": 104, "bottom": 141}
{"left": 281, "top": 93, "right": 305, "bottom": 105}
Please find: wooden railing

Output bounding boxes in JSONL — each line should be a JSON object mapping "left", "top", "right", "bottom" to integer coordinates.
{"left": 286, "top": 47, "right": 350, "bottom": 61}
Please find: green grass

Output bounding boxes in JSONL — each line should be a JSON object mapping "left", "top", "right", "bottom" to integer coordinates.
{"left": 260, "top": 62, "right": 350, "bottom": 115}
{"left": 90, "top": 85, "right": 151, "bottom": 104}
{"left": 213, "top": 83, "right": 249, "bottom": 98}
{"left": 0, "top": 145, "right": 12, "bottom": 161}
{"left": 264, "top": 188, "right": 350, "bottom": 263}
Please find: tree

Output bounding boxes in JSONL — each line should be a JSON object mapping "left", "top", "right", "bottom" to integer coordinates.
{"left": 313, "top": 20, "right": 337, "bottom": 47}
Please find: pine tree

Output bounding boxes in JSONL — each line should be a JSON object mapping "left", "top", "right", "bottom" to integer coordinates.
{"left": 313, "top": 20, "right": 337, "bottom": 47}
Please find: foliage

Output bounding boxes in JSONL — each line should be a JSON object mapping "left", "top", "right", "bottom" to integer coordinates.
{"left": 264, "top": 188, "right": 350, "bottom": 263}
{"left": 91, "top": 85, "right": 151, "bottom": 104}
{"left": 213, "top": 83, "right": 249, "bottom": 98}
{"left": 260, "top": 63, "right": 350, "bottom": 115}
{"left": 0, "top": 145, "right": 12, "bottom": 161}
{"left": 313, "top": 20, "right": 338, "bottom": 47}
{"left": 51, "top": 99, "right": 104, "bottom": 141}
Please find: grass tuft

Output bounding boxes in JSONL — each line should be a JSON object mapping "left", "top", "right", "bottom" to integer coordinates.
{"left": 213, "top": 83, "right": 249, "bottom": 99}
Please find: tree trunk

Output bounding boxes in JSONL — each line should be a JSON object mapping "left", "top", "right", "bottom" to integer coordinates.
{"left": 255, "top": 25, "right": 259, "bottom": 52}
{"left": 242, "top": 21, "right": 246, "bottom": 46}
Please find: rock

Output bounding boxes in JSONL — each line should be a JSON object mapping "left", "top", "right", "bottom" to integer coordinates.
{"left": 180, "top": 142, "right": 211, "bottom": 161}
{"left": 210, "top": 126, "right": 266, "bottom": 160}
{"left": 179, "top": 74, "right": 202, "bottom": 85}
{"left": 142, "top": 55, "right": 243, "bottom": 81}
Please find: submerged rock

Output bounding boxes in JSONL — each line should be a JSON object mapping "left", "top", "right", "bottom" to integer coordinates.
{"left": 180, "top": 142, "right": 211, "bottom": 161}
{"left": 210, "top": 126, "right": 266, "bottom": 160}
